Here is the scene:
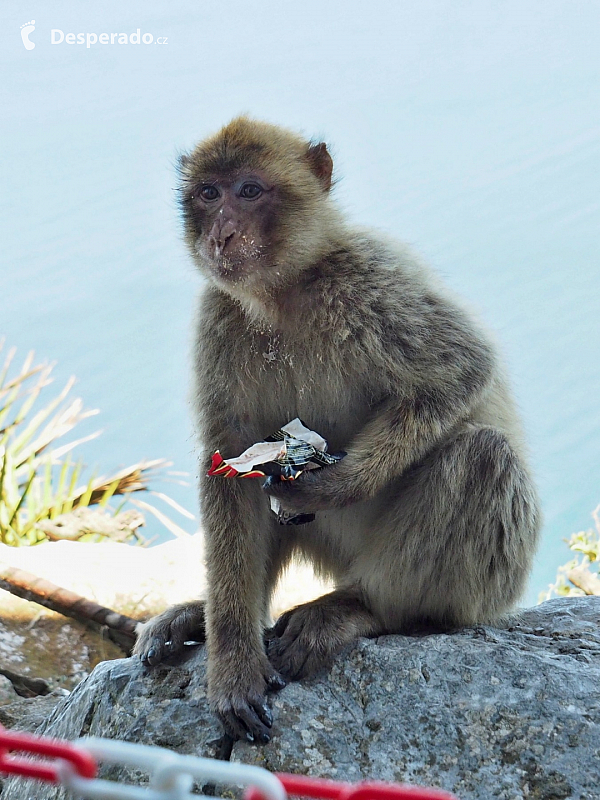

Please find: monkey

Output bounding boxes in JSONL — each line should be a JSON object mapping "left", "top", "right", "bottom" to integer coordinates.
{"left": 134, "top": 117, "right": 541, "bottom": 745}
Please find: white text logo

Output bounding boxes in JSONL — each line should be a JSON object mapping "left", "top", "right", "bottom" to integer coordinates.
{"left": 51, "top": 29, "right": 167, "bottom": 48}
{"left": 20, "top": 20, "right": 36, "bottom": 50}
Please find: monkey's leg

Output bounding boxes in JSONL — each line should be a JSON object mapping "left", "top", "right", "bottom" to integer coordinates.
{"left": 132, "top": 533, "right": 294, "bottom": 667}
{"left": 360, "top": 425, "right": 541, "bottom": 631}
{"left": 133, "top": 601, "right": 206, "bottom": 666}
{"left": 132, "top": 519, "right": 293, "bottom": 666}
{"left": 267, "top": 588, "right": 382, "bottom": 681}
{"left": 204, "top": 478, "right": 290, "bottom": 743}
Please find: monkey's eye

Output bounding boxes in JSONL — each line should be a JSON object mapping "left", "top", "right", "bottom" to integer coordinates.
{"left": 240, "top": 183, "right": 263, "bottom": 200}
{"left": 199, "top": 185, "right": 220, "bottom": 201}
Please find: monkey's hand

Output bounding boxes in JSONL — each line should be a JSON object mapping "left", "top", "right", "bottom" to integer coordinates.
{"left": 208, "top": 654, "right": 286, "bottom": 743}
{"left": 263, "top": 461, "right": 359, "bottom": 512}
{"left": 267, "top": 367, "right": 496, "bottom": 513}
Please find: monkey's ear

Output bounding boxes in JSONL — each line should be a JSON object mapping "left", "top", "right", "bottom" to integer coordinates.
{"left": 178, "top": 152, "right": 192, "bottom": 174}
{"left": 306, "top": 143, "right": 333, "bottom": 192}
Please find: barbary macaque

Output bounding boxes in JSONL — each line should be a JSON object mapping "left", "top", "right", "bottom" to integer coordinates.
{"left": 134, "top": 117, "right": 541, "bottom": 743}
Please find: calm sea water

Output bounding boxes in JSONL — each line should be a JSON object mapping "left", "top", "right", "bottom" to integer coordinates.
{"left": 1, "top": 1, "right": 599, "bottom": 605}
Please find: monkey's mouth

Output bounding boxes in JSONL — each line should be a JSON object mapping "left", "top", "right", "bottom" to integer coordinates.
{"left": 211, "top": 253, "right": 268, "bottom": 283}
{"left": 212, "top": 255, "right": 247, "bottom": 281}
{"left": 197, "top": 246, "right": 244, "bottom": 280}
{"left": 197, "top": 238, "right": 267, "bottom": 284}
{"left": 214, "top": 256, "right": 238, "bottom": 274}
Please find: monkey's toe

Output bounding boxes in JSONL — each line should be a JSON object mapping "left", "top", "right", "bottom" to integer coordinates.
{"left": 136, "top": 637, "right": 174, "bottom": 666}
{"left": 268, "top": 634, "right": 327, "bottom": 681}
{"left": 134, "top": 630, "right": 172, "bottom": 665}
{"left": 216, "top": 694, "right": 274, "bottom": 744}
{"left": 133, "top": 601, "right": 206, "bottom": 666}
{"left": 266, "top": 672, "right": 287, "bottom": 691}
{"left": 267, "top": 604, "right": 344, "bottom": 680}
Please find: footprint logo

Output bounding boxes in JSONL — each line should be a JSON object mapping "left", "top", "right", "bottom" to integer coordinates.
{"left": 20, "top": 20, "right": 35, "bottom": 50}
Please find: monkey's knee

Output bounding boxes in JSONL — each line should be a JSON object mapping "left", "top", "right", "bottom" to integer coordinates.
{"left": 376, "top": 427, "right": 540, "bottom": 627}
{"left": 460, "top": 427, "right": 540, "bottom": 534}
{"left": 444, "top": 426, "right": 540, "bottom": 617}
{"left": 133, "top": 601, "right": 206, "bottom": 666}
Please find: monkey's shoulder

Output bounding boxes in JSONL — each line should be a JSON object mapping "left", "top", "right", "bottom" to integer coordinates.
{"left": 308, "top": 233, "right": 487, "bottom": 344}
{"left": 307, "top": 233, "right": 447, "bottom": 313}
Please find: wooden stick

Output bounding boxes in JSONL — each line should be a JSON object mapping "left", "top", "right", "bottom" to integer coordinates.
{"left": 567, "top": 563, "right": 600, "bottom": 596}
{"left": 36, "top": 508, "right": 144, "bottom": 542}
{"left": 0, "top": 562, "right": 140, "bottom": 652}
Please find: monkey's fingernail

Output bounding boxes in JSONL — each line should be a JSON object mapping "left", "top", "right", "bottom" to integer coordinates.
{"left": 267, "top": 674, "right": 287, "bottom": 691}
{"left": 258, "top": 731, "right": 271, "bottom": 744}
{"left": 261, "top": 705, "right": 273, "bottom": 727}
{"left": 246, "top": 732, "right": 255, "bottom": 742}
{"left": 147, "top": 648, "right": 156, "bottom": 661}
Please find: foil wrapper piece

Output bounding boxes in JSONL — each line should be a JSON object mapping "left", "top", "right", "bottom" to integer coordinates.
{"left": 207, "top": 418, "right": 344, "bottom": 525}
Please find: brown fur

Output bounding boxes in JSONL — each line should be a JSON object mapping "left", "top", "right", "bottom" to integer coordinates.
{"left": 134, "top": 117, "right": 541, "bottom": 743}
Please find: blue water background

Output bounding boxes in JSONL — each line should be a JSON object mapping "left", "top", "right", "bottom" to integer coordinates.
{"left": 1, "top": 1, "right": 599, "bottom": 604}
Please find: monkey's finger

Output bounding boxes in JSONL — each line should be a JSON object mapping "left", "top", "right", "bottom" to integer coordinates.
{"left": 251, "top": 699, "right": 273, "bottom": 728}
{"left": 220, "top": 708, "right": 257, "bottom": 742}
{"left": 236, "top": 704, "right": 272, "bottom": 743}
{"left": 265, "top": 672, "right": 287, "bottom": 692}
{"left": 264, "top": 478, "right": 320, "bottom": 513}
{"left": 263, "top": 478, "right": 301, "bottom": 496}
{"left": 220, "top": 700, "right": 272, "bottom": 744}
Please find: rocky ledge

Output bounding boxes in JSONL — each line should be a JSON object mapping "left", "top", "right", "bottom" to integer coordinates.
{"left": 2, "top": 597, "right": 599, "bottom": 800}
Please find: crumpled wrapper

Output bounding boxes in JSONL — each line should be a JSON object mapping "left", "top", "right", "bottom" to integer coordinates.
{"left": 207, "top": 418, "right": 344, "bottom": 525}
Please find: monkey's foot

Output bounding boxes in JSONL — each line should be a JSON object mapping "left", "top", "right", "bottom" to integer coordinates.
{"left": 267, "top": 591, "right": 381, "bottom": 681}
{"left": 133, "top": 600, "right": 206, "bottom": 666}
{"left": 210, "top": 660, "right": 286, "bottom": 744}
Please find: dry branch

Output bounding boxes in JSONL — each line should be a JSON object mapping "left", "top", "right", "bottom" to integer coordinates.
{"left": 36, "top": 508, "right": 144, "bottom": 542}
{"left": 0, "top": 562, "right": 141, "bottom": 652}
{"left": 567, "top": 563, "right": 600, "bottom": 596}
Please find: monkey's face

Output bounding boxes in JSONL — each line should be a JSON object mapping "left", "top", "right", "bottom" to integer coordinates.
{"left": 178, "top": 118, "right": 336, "bottom": 299}
{"left": 184, "top": 170, "right": 278, "bottom": 287}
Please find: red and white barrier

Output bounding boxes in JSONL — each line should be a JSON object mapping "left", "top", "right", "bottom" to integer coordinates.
{"left": 0, "top": 724, "right": 458, "bottom": 800}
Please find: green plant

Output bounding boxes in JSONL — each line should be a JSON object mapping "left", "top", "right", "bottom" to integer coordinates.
{"left": 541, "top": 504, "right": 600, "bottom": 600}
{"left": 0, "top": 341, "right": 194, "bottom": 545}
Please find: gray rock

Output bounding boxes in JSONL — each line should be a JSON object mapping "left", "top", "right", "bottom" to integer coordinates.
{"left": 0, "top": 615, "right": 124, "bottom": 692}
{"left": 0, "top": 675, "right": 17, "bottom": 706}
{"left": 2, "top": 597, "right": 599, "bottom": 800}
{"left": 1, "top": 649, "right": 223, "bottom": 800}
{"left": 0, "top": 689, "right": 69, "bottom": 734}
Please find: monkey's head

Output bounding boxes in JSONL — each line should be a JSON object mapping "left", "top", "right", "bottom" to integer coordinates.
{"left": 179, "top": 117, "right": 340, "bottom": 299}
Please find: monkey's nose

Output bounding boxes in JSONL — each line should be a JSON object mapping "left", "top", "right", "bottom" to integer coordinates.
{"left": 220, "top": 231, "right": 235, "bottom": 252}
{"left": 208, "top": 220, "right": 238, "bottom": 256}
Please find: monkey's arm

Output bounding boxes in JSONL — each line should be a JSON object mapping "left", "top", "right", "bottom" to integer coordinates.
{"left": 268, "top": 304, "right": 496, "bottom": 512}
{"left": 192, "top": 293, "right": 286, "bottom": 742}
{"left": 201, "top": 466, "right": 285, "bottom": 742}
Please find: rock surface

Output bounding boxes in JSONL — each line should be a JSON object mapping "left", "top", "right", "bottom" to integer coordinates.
{"left": 2, "top": 597, "right": 599, "bottom": 800}
{"left": 0, "top": 616, "right": 123, "bottom": 693}
{"left": 0, "top": 536, "right": 329, "bottom": 701}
